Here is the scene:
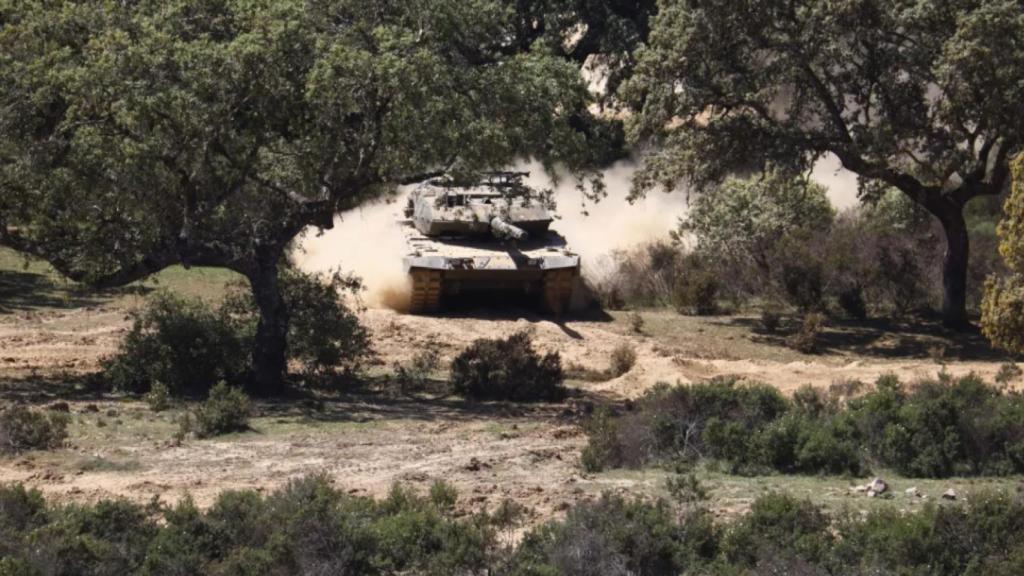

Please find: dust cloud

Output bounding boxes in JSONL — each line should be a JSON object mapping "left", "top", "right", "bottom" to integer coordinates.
{"left": 523, "top": 160, "right": 688, "bottom": 285}
{"left": 294, "top": 197, "right": 413, "bottom": 311}
{"left": 294, "top": 157, "right": 859, "bottom": 311}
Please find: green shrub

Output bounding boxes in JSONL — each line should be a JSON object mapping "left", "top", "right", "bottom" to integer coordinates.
{"left": 428, "top": 480, "right": 458, "bottom": 512}
{"left": 222, "top": 269, "right": 372, "bottom": 378}
{"left": 4, "top": 478, "right": 1024, "bottom": 575}
{"left": 608, "top": 344, "right": 637, "bottom": 377}
{"left": 580, "top": 407, "right": 621, "bottom": 473}
{"left": 581, "top": 378, "right": 793, "bottom": 472}
{"left": 722, "top": 492, "right": 832, "bottom": 567}
{"left": 512, "top": 493, "right": 696, "bottom": 576}
{"left": 672, "top": 268, "right": 719, "bottom": 315}
{"left": 192, "top": 382, "right": 252, "bottom": 438}
{"left": 0, "top": 405, "right": 69, "bottom": 454}
{"left": 450, "top": 331, "right": 565, "bottom": 402}
{"left": 582, "top": 373, "right": 1023, "bottom": 478}
{"left": 393, "top": 348, "right": 441, "bottom": 395}
{"left": 786, "top": 312, "right": 825, "bottom": 353}
{"left": 103, "top": 293, "right": 250, "bottom": 396}
{"left": 849, "top": 373, "right": 1024, "bottom": 477}
{"left": 145, "top": 382, "right": 172, "bottom": 412}
{"left": 106, "top": 271, "right": 373, "bottom": 397}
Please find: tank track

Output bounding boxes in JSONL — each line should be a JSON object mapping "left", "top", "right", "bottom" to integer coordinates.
{"left": 542, "top": 268, "right": 575, "bottom": 316}
{"left": 409, "top": 269, "right": 442, "bottom": 313}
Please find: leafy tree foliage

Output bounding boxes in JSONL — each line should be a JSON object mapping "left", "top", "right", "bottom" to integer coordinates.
{"left": 0, "top": 0, "right": 598, "bottom": 394}
{"left": 625, "top": 0, "right": 1024, "bottom": 327}
{"left": 683, "top": 171, "right": 834, "bottom": 281}
{"left": 983, "top": 154, "right": 1024, "bottom": 353}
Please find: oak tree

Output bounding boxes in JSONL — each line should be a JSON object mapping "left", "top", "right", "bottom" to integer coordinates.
{"left": 0, "top": 0, "right": 597, "bottom": 394}
{"left": 625, "top": 0, "right": 1024, "bottom": 327}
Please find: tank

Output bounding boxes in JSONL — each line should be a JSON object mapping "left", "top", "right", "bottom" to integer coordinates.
{"left": 401, "top": 172, "right": 580, "bottom": 314}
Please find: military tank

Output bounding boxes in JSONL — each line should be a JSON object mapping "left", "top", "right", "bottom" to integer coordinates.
{"left": 401, "top": 172, "right": 579, "bottom": 314}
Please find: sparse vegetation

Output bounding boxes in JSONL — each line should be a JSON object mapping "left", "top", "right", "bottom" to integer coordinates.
{"left": 0, "top": 405, "right": 69, "bottom": 454}
{"left": 392, "top": 348, "right": 442, "bottom": 395}
{"left": 608, "top": 343, "right": 637, "bottom": 377}
{"left": 787, "top": 312, "right": 825, "bottom": 353}
{"left": 996, "top": 363, "right": 1023, "bottom": 385}
{"left": 104, "top": 270, "right": 372, "bottom": 396}
{"left": 628, "top": 310, "right": 645, "bottom": 334}
{"left": 144, "top": 382, "right": 172, "bottom": 412}
{"left": 450, "top": 331, "right": 565, "bottom": 402}
{"left": 102, "top": 292, "right": 250, "bottom": 396}
{"left": 191, "top": 382, "right": 252, "bottom": 438}
{"left": 4, "top": 478, "right": 1024, "bottom": 575}
{"left": 583, "top": 373, "right": 1024, "bottom": 478}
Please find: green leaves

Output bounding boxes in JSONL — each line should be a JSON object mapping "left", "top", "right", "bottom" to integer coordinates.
{"left": 0, "top": 0, "right": 595, "bottom": 282}
{"left": 982, "top": 154, "right": 1024, "bottom": 353}
{"left": 624, "top": 0, "right": 1024, "bottom": 197}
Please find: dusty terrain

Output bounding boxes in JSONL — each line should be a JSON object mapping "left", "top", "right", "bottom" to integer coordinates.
{"left": 1, "top": 251, "right": 1020, "bottom": 523}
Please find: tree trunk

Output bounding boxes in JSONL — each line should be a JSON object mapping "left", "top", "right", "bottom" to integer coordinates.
{"left": 247, "top": 252, "right": 289, "bottom": 396}
{"left": 936, "top": 207, "right": 970, "bottom": 330}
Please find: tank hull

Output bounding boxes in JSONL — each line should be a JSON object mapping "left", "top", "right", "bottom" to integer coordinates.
{"left": 402, "top": 222, "right": 579, "bottom": 314}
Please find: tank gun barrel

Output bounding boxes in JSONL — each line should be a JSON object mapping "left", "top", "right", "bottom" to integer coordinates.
{"left": 490, "top": 217, "right": 528, "bottom": 241}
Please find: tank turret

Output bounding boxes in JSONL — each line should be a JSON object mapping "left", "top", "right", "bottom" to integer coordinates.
{"left": 404, "top": 172, "right": 553, "bottom": 239}
{"left": 400, "top": 172, "right": 580, "bottom": 315}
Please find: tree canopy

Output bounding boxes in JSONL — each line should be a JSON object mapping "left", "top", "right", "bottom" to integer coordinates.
{"left": 683, "top": 171, "right": 834, "bottom": 273}
{"left": 0, "top": 0, "right": 601, "bottom": 393}
{"left": 624, "top": 0, "right": 1024, "bottom": 327}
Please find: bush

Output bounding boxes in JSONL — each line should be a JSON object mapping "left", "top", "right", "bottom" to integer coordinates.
{"left": 628, "top": 311, "right": 645, "bottom": 334}
{"left": 512, "top": 493, "right": 697, "bottom": 576}
{"left": 5, "top": 476, "right": 1024, "bottom": 575}
{"left": 583, "top": 373, "right": 1024, "bottom": 479}
{"left": 850, "top": 373, "right": 1024, "bottom": 477}
{"left": 145, "top": 382, "right": 172, "bottom": 412}
{"left": 393, "top": 348, "right": 441, "bottom": 395}
{"left": 0, "top": 405, "right": 69, "bottom": 454}
{"left": 192, "top": 382, "right": 252, "bottom": 438}
{"left": 787, "top": 312, "right": 825, "bottom": 353}
{"left": 450, "top": 331, "right": 565, "bottom": 402}
{"left": 722, "top": 492, "right": 832, "bottom": 567}
{"left": 105, "top": 271, "right": 373, "bottom": 397}
{"left": 608, "top": 344, "right": 637, "bottom": 377}
{"left": 103, "top": 293, "right": 250, "bottom": 396}
{"left": 672, "top": 266, "right": 719, "bottom": 316}
{"left": 223, "top": 269, "right": 373, "bottom": 378}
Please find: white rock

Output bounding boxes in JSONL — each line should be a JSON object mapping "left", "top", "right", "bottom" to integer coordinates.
{"left": 942, "top": 489, "right": 957, "bottom": 500}
{"left": 868, "top": 477, "right": 888, "bottom": 494}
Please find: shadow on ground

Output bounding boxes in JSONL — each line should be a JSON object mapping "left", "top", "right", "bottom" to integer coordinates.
{"left": 0, "top": 269, "right": 148, "bottom": 314}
